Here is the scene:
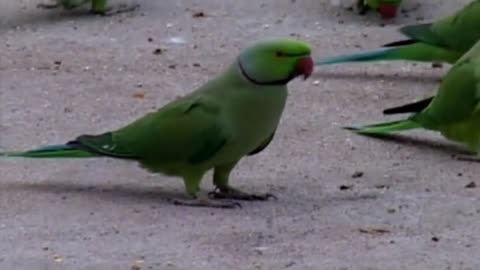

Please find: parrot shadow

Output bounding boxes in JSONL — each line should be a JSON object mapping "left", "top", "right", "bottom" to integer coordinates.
{"left": 359, "top": 133, "right": 474, "bottom": 156}
{"left": 0, "top": 181, "right": 189, "bottom": 204}
{"left": 311, "top": 70, "right": 443, "bottom": 83}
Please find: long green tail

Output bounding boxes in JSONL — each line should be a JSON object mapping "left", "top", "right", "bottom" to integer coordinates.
{"left": 314, "top": 43, "right": 461, "bottom": 66}
{"left": 1, "top": 144, "right": 97, "bottom": 158}
{"left": 314, "top": 47, "right": 399, "bottom": 65}
{"left": 344, "top": 119, "right": 421, "bottom": 135}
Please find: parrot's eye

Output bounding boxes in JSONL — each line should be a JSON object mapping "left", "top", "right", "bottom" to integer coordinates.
{"left": 276, "top": 51, "right": 285, "bottom": 57}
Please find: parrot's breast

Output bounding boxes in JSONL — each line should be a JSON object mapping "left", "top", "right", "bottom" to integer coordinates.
{"left": 213, "top": 86, "right": 289, "bottom": 162}
{"left": 439, "top": 113, "right": 480, "bottom": 153}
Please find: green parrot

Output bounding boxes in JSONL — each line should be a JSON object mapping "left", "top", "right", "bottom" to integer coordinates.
{"left": 315, "top": 0, "right": 480, "bottom": 66}
{"left": 357, "top": 0, "right": 402, "bottom": 18}
{"left": 1, "top": 39, "right": 313, "bottom": 208}
{"left": 344, "top": 38, "right": 480, "bottom": 157}
{"left": 37, "top": 0, "right": 139, "bottom": 16}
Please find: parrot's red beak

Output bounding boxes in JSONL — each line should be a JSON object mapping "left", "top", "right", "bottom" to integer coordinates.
{"left": 297, "top": 56, "right": 313, "bottom": 80}
{"left": 378, "top": 4, "right": 398, "bottom": 19}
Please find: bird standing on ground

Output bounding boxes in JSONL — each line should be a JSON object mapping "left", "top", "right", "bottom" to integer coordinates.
{"left": 1, "top": 39, "right": 314, "bottom": 208}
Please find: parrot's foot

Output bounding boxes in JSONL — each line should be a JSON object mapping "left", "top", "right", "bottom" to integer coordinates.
{"left": 171, "top": 194, "right": 241, "bottom": 209}
{"left": 209, "top": 187, "right": 277, "bottom": 201}
{"left": 452, "top": 154, "right": 480, "bottom": 163}
{"left": 93, "top": 4, "right": 140, "bottom": 16}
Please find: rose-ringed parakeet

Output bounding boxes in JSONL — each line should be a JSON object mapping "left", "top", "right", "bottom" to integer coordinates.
{"left": 315, "top": 0, "right": 480, "bottom": 66}
{"left": 344, "top": 38, "right": 480, "bottom": 158}
{"left": 37, "top": 0, "right": 139, "bottom": 16}
{"left": 1, "top": 39, "right": 313, "bottom": 208}
{"left": 357, "top": 0, "right": 402, "bottom": 18}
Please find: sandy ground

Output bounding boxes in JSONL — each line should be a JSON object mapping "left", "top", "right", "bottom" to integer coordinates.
{"left": 1, "top": 0, "right": 480, "bottom": 269}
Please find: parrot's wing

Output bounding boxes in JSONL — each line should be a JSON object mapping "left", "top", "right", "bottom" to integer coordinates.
{"left": 396, "top": 23, "right": 448, "bottom": 48}
{"left": 431, "top": 0, "right": 480, "bottom": 52}
{"left": 383, "top": 97, "right": 434, "bottom": 115}
{"left": 72, "top": 97, "right": 230, "bottom": 165}
{"left": 247, "top": 132, "right": 275, "bottom": 156}
{"left": 380, "top": 23, "right": 445, "bottom": 48}
{"left": 418, "top": 55, "right": 480, "bottom": 126}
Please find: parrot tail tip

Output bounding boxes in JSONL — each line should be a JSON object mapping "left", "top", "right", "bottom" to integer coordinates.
{"left": 342, "top": 126, "right": 360, "bottom": 131}
{"left": 342, "top": 126, "right": 387, "bottom": 137}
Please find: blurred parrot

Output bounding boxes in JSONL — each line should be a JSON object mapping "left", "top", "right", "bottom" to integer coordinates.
{"left": 315, "top": 0, "right": 480, "bottom": 66}
{"left": 344, "top": 38, "right": 480, "bottom": 158}
{"left": 1, "top": 39, "right": 314, "bottom": 208}
{"left": 357, "top": 0, "right": 402, "bottom": 18}
{"left": 37, "top": 0, "right": 139, "bottom": 16}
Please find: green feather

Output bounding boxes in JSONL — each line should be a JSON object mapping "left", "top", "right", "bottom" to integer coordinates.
{"left": 345, "top": 119, "right": 420, "bottom": 135}
{"left": 316, "top": 0, "right": 480, "bottom": 66}
{"left": 1, "top": 144, "right": 96, "bottom": 158}
{"left": 346, "top": 38, "right": 480, "bottom": 153}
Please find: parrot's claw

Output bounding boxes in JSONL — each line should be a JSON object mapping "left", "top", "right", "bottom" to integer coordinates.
{"left": 93, "top": 4, "right": 140, "bottom": 16}
{"left": 171, "top": 197, "right": 242, "bottom": 209}
{"left": 452, "top": 154, "right": 480, "bottom": 163}
{"left": 209, "top": 187, "right": 278, "bottom": 201}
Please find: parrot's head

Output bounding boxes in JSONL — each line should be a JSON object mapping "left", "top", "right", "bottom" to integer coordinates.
{"left": 238, "top": 38, "right": 313, "bottom": 85}
{"left": 377, "top": 1, "right": 400, "bottom": 19}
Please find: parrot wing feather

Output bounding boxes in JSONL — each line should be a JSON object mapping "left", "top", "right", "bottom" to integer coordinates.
{"left": 71, "top": 97, "right": 230, "bottom": 165}
{"left": 383, "top": 97, "right": 434, "bottom": 115}
{"left": 416, "top": 56, "right": 480, "bottom": 127}
{"left": 397, "top": 23, "right": 448, "bottom": 48}
{"left": 248, "top": 131, "right": 275, "bottom": 156}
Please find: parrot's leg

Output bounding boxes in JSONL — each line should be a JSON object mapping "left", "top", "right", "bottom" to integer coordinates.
{"left": 355, "top": 0, "right": 368, "bottom": 15}
{"left": 91, "top": 0, "right": 140, "bottom": 16}
{"left": 209, "top": 161, "right": 277, "bottom": 201}
{"left": 172, "top": 172, "right": 241, "bottom": 208}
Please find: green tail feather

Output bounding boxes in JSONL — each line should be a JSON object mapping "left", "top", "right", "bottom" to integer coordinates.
{"left": 314, "top": 43, "right": 461, "bottom": 66}
{"left": 1, "top": 144, "right": 97, "bottom": 158}
{"left": 314, "top": 47, "right": 398, "bottom": 65}
{"left": 344, "top": 119, "right": 421, "bottom": 135}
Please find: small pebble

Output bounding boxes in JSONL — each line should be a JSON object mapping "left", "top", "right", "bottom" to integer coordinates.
{"left": 192, "top": 11, "right": 205, "bottom": 17}
{"left": 465, "top": 182, "right": 476, "bottom": 189}
{"left": 339, "top": 184, "right": 353, "bottom": 190}
{"left": 351, "top": 171, "right": 364, "bottom": 178}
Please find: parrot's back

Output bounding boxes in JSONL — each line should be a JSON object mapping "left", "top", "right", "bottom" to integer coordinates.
{"left": 430, "top": 0, "right": 480, "bottom": 52}
{"left": 104, "top": 63, "right": 289, "bottom": 174}
{"left": 418, "top": 39, "right": 480, "bottom": 151}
